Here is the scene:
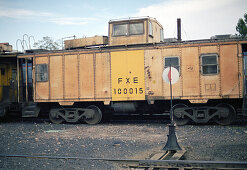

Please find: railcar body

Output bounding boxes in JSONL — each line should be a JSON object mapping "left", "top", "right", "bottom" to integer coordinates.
{"left": 0, "top": 51, "right": 20, "bottom": 117}
{"left": 4, "top": 17, "right": 247, "bottom": 125}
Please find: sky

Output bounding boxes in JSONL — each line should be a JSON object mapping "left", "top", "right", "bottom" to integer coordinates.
{"left": 0, "top": 0, "right": 246, "bottom": 51}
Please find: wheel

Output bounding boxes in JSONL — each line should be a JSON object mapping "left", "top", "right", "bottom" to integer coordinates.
{"left": 214, "top": 103, "right": 236, "bottom": 125}
{"left": 49, "top": 109, "right": 64, "bottom": 124}
{"left": 84, "top": 105, "right": 102, "bottom": 125}
{"left": 173, "top": 104, "right": 190, "bottom": 126}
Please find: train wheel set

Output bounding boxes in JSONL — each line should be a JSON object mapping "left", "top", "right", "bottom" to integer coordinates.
{"left": 43, "top": 100, "right": 238, "bottom": 125}
{"left": 49, "top": 105, "right": 102, "bottom": 125}
{"left": 173, "top": 103, "right": 236, "bottom": 125}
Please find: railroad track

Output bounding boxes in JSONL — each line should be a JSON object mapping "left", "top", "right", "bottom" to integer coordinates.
{"left": 1, "top": 153, "right": 246, "bottom": 169}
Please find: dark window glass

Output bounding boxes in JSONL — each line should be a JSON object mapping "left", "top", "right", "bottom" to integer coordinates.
{"left": 130, "top": 22, "right": 144, "bottom": 35}
{"left": 202, "top": 55, "right": 217, "bottom": 65}
{"left": 201, "top": 54, "right": 218, "bottom": 75}
{"left": 202, "top": 65, "right": 217, "bottom": 74}
{"left": 113, "top": 24, "right": 128, "bottom": 36}
{"left": 112, "top": 22, "right": 144, "bottom": 36}
{"left": 164, "top": 57, "right": 180, "bottom": 73}
{"left": 12, "top": 69, "right": 17, "bottom": 80}
{"left": 1, "top": 68, "right": 5, "bottom": 75}
{"left": 22, "top": 63, "right": 32, "bottom": 84}
{"left": 36, "top": 64, "right": 48, "bottom": 82}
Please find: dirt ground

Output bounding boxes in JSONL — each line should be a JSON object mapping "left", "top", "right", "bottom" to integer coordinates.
{"left": 0, "top": 117, "right": 247, "bottom": 169}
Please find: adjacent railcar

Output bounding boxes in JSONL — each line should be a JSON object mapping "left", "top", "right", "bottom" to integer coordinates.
{"left": 12, "top": 17, "right": 247, "bottom": 125}
{"left": 0, "top": 51, "right": 23, "bottom": 117}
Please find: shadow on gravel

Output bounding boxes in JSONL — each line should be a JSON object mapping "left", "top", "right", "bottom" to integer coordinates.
{"left": 1, "top": 113, "right": 247, "bottom": 126}
{"left": 1, "top": 113, "right": 171, "bottom": 125}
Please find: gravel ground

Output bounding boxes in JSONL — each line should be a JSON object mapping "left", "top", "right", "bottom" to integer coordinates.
{"left": 0, "top": 116, "right": 247, "bottom": 169}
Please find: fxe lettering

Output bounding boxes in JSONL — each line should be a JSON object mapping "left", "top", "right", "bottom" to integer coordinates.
{"left": 117, "top": 77, "right": 138, "bottom": 84}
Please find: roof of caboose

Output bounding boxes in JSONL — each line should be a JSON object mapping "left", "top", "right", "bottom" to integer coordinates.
{"left": 108, "top": 16, "right": 163, "bottom": 28}
{"left": 0, "top": 52, "right": 21, "bottom": 58}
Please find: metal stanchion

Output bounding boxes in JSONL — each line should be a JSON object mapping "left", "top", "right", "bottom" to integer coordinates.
{"left": 162, "top": 65, "right": 181, "bottom": 151}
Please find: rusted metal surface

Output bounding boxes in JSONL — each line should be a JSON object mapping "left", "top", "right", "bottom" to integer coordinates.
{"left": 0, "top": 43, "right": 12, "bottom": 52}
{"left": 64, "top": 36, "right": 108, "bottom": 49}
{"left": 18, "top": 39, "right": 247, "bottom": 105}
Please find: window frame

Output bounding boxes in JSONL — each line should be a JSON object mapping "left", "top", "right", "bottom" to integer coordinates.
{"left": 112, "top": 21, "right": 144, "bottom": 37}
{"left": 149, "top": 21, "right": 153, "bottom": 37}
{"left": 200, "top": 54, "right": 219, "bottom": 75}
{"left": 160, "top": 28, "right": 164, "bottom": 42}
{"left": 112, "top": 23, "right": 128, "bottom": 36}
{"left": 164, "top": 56, "right": 180, "bottom": 74}
{"left": 129, "top": 22, "right": 144, "bottom": 35}
{"left": 35, "top": 64, "right": 48, "bottom": 82}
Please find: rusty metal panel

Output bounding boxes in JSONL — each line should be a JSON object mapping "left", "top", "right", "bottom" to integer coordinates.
{"left": 109, "top": 34, "right": 147, "bottom": 46}
{"left": 220, "top": 44, "right": 239, "bottom": 97}
{"left": 200, "top": 45, "right": 218, "bottom": 54}
{"left": 238, "top": 43, "right": 244, "bottom": 98}
{"left": 79, "top": 53, "right": 94, "bottom": 99}
{"left": 199, "top": 46, "right": 220, "bottom": 98}
{"left": 162, "top": 48, "right": 182, "bottom": 98}
{"left": 64, "top": 54, "right": 79, "bottom": 99}
{"left": 147, "top": 20, "right": 163, "bottom": 43}
{"left": 0, "top": 43, "right": 12, "bottom": 52}
{"left": 144, "top": 49, "right": 163, "bottom": 98}
{"left": 95, "top": 53, "right": 111, "bottom": 99}
{"left": 35, "top": 56, "right": 49, "bottom": 100}
{"left": 181, "top": 47, "right": 200, "bottom": 97}
{"left": 65, "top": 36, "right": 108, "bottom": 49}
{"left": 200, "top": 75, "right": 220, "bottom": 98}
{"left": 50, "top": 55, "right": 63, "bottom": 100}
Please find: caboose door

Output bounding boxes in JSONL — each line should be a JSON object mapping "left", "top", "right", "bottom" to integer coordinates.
{"left": 242, "top": 52, "right": 247, "bottom": 116}
{"left": 0, "top": 64, "right": 18, "bottom": 102}
{"left": 244, "top": 52, "right": 247, "bottom": 95}
{"left": 0, "top": 64, "right": 9, "bottom": 102}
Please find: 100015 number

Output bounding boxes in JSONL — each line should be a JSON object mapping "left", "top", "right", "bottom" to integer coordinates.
{"left": 113, "top": 88, "right": 143, "bottom": 95}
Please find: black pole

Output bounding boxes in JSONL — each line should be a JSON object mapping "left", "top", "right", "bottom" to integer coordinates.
{"left": 163, "top": 64, "right": 181, "bottom": 151}
{"left": 169, "top": 65, "right": 173, "bottom": 123}
{"left": 177, "top": 18, "right": 181, "bottom": 42}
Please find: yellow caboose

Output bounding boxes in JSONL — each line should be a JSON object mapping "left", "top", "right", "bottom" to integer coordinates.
{"left": 17, "top": 17, "right": 247, "bottom": 125}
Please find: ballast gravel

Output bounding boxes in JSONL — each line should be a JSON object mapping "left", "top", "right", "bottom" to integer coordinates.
{"left": 0, "top": 117, "right": 247, "bottom": 169}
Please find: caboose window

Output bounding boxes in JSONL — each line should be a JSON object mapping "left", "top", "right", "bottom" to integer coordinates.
{"left": 130, "top": 22, "right": 144, "bottom": 35}
{"left": 164, "top": 57, "right": 180, "bottom": 73}
{"left": 201, "top": 54, "right": 218, "bottom": 75}
{"left": 149, "top": 21, "right": 153, "bottom": 36}
{"left": 113, "top": 24, "right": 128, "bottom": 36}
{"left": 36, "top": 64, "right": 48, "bottom": 82}
{"left": 112, "top": 22, "right": 144, "bottom": 36}
{"left": 160, "top": 28, "right": 164, "bottom": 42}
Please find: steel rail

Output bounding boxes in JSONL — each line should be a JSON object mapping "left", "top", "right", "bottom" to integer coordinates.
{"left": 0, "top": 154, "right": 246, "bottom": 169}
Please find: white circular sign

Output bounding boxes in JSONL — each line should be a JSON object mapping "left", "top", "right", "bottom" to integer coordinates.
{"left": 162, "top": 67, "right": 179, "bottom": 84}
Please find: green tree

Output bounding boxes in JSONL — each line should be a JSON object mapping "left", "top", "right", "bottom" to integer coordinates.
{"left": 33, "top": 36, "right": 61, "bottom": 50}
{"left": 236, "top": 13, "right": 247, "bottom": 37}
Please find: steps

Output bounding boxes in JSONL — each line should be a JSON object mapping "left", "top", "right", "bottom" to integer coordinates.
{"left": 0, "top": 103, "right": 6, "bottom": 117}
{"left": 22, "top": 102, "right": 40, "bottom": 117}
